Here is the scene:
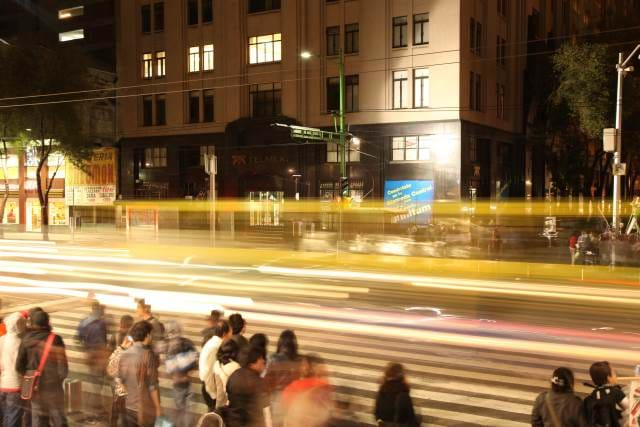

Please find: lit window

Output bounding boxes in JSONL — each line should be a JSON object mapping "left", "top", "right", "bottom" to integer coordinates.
{"left": 189, "top": 46, "right": 200, "bottom": 72}
{"left": 392, "top": 136, "right": 432, "bottom": 162}
{"left": 249, "top": 33, "right": 282, "bottom": 64}
{"left": 203, "top": 44, "right": 214, "bottom": 71}
{"left": 58, "top": 6, "right": 84, "bottom": 20}
{"left": 414, "top": 68, "right": 429, "bottom": 108}
{"left": 156, "top": 51, "right": 166, "bottom": 77}
{"left": 144, "top": 147, "right": 167, "bottom": 168}
{"left": 326, "top": 142, "right": 360, "bottom": 163}
{"left": 143, "top": 53, "right": 153, "bottom": 79}
{"left": 59, "top": 29, "right": 84, "bottom": 42}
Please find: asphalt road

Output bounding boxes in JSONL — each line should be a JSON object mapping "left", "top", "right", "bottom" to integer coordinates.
{"left": 1, "top": 235, "right": 640, "bottom": 426}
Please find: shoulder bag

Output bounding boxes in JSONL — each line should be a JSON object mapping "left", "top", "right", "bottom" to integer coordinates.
{"left": 20, "top": 333, "right": 55, "bottom": 400}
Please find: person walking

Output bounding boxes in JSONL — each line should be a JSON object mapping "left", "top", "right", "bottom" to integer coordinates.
{"left": 108, "top": 314, "right": 134, "bottom": 353}
{"left": 118, "top": 321, "right": 162, "bottom": 427}
{"left": 0, "top": 313, "right": 27, "bottom": 427}
{"left": 265, "top": 330, "right": 302, "bottom": 427}
{"left": 200, "top": 319, "right": 232, "bottom": 411}
{"left": 165, "top": 321, "right": 198, "bottom": 427}
{"left": 531, "top": 367, "right": 588, "bottom": 427}
{"left": 136, "top": 301, "right": 166, "bottom": 355}
{"left": 77, "top": 302, "right": 109, "bottom": 419}
{"left": 226, "top": 346, "right": 270, "bottom": 427}
{"left": 201, "top": 310, "right": 223, "bottom": 347}
{"left": 374, "top": 363, "right": 420, "bottom": 427}
{"left": 16, "top": 311, "right": 69, "bottom": 427}
{"left": 213, "top": 340, "right": 241, "bottom": 408}
{"left": 568, "top": 231, "right": 578, "bottom": 265}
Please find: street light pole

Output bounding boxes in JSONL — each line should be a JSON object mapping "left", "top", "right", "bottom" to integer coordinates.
{"left": 338, "top": 47, "right": 349, "bottom": 197}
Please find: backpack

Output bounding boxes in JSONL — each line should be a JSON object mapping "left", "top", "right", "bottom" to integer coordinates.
{"left": 584, "top": 386, "right": 623, "bottom": 427}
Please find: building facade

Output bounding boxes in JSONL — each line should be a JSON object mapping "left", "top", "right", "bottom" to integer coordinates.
{"left": 116, "top": 0, "right": 598, "bottom": 202}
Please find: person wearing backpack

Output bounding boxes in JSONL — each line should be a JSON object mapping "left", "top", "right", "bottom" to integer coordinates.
{"left": 584, "top": 361, "right": 628, "bottom": 427}
{"left": 15, "top": 311, "right": 69, "bottom": 427}
{"left": 374, "top": 363, "right": 420, "bottom": 427}
{"left": 531, "top": 367, "right": 588, "bottom": 427}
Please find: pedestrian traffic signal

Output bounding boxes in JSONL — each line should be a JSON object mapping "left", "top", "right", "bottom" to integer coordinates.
{"left": 341, "top": 177, "right": 350, "bottom": 197}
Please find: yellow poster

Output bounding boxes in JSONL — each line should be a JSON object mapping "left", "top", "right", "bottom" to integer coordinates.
{"left": 65, "top": 148, "right": 118, "bottom": 206}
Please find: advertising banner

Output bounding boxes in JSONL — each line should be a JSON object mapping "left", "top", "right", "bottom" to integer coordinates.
{"left": 384, "top": 180, "right": 434, "bottom": 224}
{"left": 65, "top": 148, "right": 117, "bottom": 206}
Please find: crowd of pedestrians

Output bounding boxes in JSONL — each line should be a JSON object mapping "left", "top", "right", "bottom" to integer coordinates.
{"left": 0, "top": 302, "right": 423, "bottom": 427}
{"left": 0, "top": 301, "right": 632, "bottom": 427}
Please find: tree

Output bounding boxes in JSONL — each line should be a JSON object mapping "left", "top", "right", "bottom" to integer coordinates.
{"left": 0, "top": 43, "right": 93, "bottom": 227}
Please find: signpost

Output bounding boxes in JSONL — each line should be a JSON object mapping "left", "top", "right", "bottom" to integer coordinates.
{"left": 383, "top": 180, "right": 435, "bottom": 224}
{"left": 204, "top": 149, "right": 217, "bottom": 244}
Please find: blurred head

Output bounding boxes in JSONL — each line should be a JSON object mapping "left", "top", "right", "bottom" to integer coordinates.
{"left": 217, "top": 339, "right": 239, "bottom": 364}
{"left": 208, "top": 310, "right": 223, "bottom": 327}
{"left": 245, "top": 346, "right": 266, "bottom": 373}
{"left": 550, "top": 367, "right": 574, "bottom": 392}
{"left": 590, "top": 361, "right": 616, "bottom": 386}
{"left": 130, "top": 321, "right": 153, "bottom": 344}
{"left": 228, "top": 313, "right": 246, "bottom": 335}
{"left": 383, "top": 362, "right": 406, "bottom": 383}
{"left": 300, "top": 354, "right": 328, "bottom": 379}
{"left": 214, "top": 319, "right": 231, "bottom": 339}
{"left": 165, "top": 320, "right": 182, "bottom": 340}
{"left": 119, "top": 315, "right": 134, "bottom": 331}
{"left": 90, "top": 301, "right": 104, "bottom": 316}
{"left": 31, "top": 311, "right": 50, "bottom": 330}
{"left": 283, "top": 386, "right": 333, "bottom": 427}
{"left": 4, "top": 312, "right": 26, "bottom": 335}
{"left": 277, "top": 330, "right": 298, "bottom": 359}
{"left": 249, "top": 333, "right": 268, "bottom": 359}
{"left": 136, "top": 300, "right": 151, "bottom": 319}
{"left": 27, "top": 307, "right": 44, "bottom": 327}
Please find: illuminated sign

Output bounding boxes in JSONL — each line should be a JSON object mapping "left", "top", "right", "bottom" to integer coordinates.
{"left": 65, "top": 148, "right": 117, "bottom": 206}
{"left": 384, "top": 180, "right": 434, "bottom": 224}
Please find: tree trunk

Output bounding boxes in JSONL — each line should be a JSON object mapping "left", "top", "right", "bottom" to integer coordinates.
{"left": 35, "top": 138, "right": 49, "bottom": 240}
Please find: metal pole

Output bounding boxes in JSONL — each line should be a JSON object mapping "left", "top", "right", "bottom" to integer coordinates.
{"left": 613, "top": 52, "right": 623, "bottom": 233}
{"left": 338, "top": 47, "right": 348, "bottom": 197}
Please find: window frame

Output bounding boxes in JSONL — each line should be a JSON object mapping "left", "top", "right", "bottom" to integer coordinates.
{"left": 141, "top": 4, "right": 151, "bottom": 33}
{"left": 189, "top": 91, "right": 201, "bottom": 123}
{"left": 202, "top": 0, "right": 213, "bottom": 23}
{"left": 203, "top": 90, "right": 215, "bottom": 122}
{"left": 142, "top": 52, "right": 153, "bottom": 79}
{"left": 144, "top": 147, "right": 167, "bottom": 168}
{"left": 153, "top": 2, "right": 164, "bottom": 31}
{"left": 392, "top": 16, "right": 408, "bottom": 48}
{"left": 392, "top": 70, "right": 408, "bottom": 109}
{"left": 155, "top": 94, "right": 166, "bottom": 125}
{"left": 250, "top": 82, "right": 282, "bottom": 118}
{"left": 203, "top": 44, "right": 214, "bottom": 71}
{"left": 187, "top": 0, "right": 198, "bottom": 25}
{"left": 326, "top": 142, "right": 360, "bottom": 163}
{"left": 189, "top": 46, "right": 200, "bottom": 73}
{"left": 344, "top": 23, "right": 359, "bottom": 54}
{"left": 142, "top": 95, "right": 153, "bottom": 126}
{"left": 413, "top": 68, "right": 429, "bottom": 108}
{"left": 413, "top": 13, "right": 429, "bottom": 46}
{"left": 391, "top": 136, "right": 432, "bottom": 162}
{"left": 248, "top": 33, "right": 282, "bottom": 64}
{"left": 326, "top": 26, "right": 340, "bottom": 56}
{"left": 156, "top": 51, "right": 166, "bottom": 78}
{"left": 248, "top": 0, "right": 281, "bottom": 14}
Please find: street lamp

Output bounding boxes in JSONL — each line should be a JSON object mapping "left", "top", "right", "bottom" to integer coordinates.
{"left": 300, "top": 48, "right": 349, "bottom": 197}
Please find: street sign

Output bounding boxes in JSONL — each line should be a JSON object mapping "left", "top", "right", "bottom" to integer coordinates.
{"left": 603, "top": 128, "right": 618, "bottom": 153}
{"left": 614, "top": 163, "right": 627, "bottom": 176}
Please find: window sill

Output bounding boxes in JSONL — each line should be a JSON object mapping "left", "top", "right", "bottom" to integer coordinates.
{"left": 413, "top": 42, "right": 430, "bottom": 47}
{"left": 247, "top": 9, "right": 281, "bottom": 16}
{"left": 154, "top": 29, "right": 164, "bottom": 34}
{"left": 392, "top": 45, "right": 408, "bottom": 50}
{"left": 344, "top": 51, "right": 359, "bottom": 56}
{"left": 248, "top": 61, "right": 282, "bottom": 66}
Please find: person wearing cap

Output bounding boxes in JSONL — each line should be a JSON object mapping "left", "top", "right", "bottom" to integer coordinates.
{"left": 16, "top": 311, "right": 69, "bottom": 427}
{"left": 531, "top": 367, "right": 588, "bottom": 427}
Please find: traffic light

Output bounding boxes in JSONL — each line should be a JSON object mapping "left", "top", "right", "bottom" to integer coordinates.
{"left": 340, "top": 176, "right": 350, "bottom": 197}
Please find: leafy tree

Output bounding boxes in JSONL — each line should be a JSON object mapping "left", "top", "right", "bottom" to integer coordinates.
{"left": 0, "top": 43, "right": 93, "bottom": 227}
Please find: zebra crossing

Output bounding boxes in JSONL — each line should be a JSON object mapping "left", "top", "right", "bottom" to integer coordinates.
{"left": 35, "top": 301, "right": 630, "bottom": 427}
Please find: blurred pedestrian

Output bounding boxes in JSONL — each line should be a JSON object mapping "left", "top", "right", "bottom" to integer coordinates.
{"left": 0, "top": 298, "right": 5, "bottom": 338}
{"left": 584, "top": 361, "right": 627, "bottom": 427}
{"left": 489, "top": 227, "right": 502, "bottom": 256}
{"left": 531, "top": 367, "right": 588, "bottom": 427}
{"left": 229, "top": 313, "right": 249, "bottom": 352}
{"left": 568, "top": 231, "right": 578, "bottom": 265}
{"left": 249, "top": 333, "right": 269, "bottom": 368}
{"left": 77, "top": 302, "right": 109, "bottom": 419}
{"left": 213, "top": 339, "right": 241, "bottom": 408}
{"left": 265, "top": 330, "right": 301, "bottom": 427}
{"left": 226, "top": 346, "right": 270, "bottom": 427}
{"left": 106, "top": 331, "right": 133, "bottom": 427}
{"left": 202, "top": 309, "right": 223, "bottom": 347}
{"left": 200, "top": 319, "right": 232, "bottom": 411}
{"left": 165, "top": 321, "right": 198, "bottom": 427}
{"left": 282, "top": 354, "right": 330, "bottom": 409}
{"left": 16, "top": 311, "right": 69, "bottom": 427}
{"left": 374, "top": 363, "right": 420, "bottom": 427}
{"left": 108, "top": 314, "right": 134, "bottom": 353}
{"left": 0, "top": 313, "right": 27, "bottom": 427}
{"left": 119, "top": 321, "right": 162, "bottom": 427}
{"left": 136, "top": 301, "right": 166, "bottom": 355}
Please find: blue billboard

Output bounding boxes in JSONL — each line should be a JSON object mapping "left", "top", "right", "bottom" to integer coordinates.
{"left": 384, "top": 180, "right": 434, "bottom": 224}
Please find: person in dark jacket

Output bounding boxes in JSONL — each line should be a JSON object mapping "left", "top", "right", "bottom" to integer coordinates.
{"left": 226, "top": 346, "right": 270, "bottom": 427}
{"left": 165, "top": 321, "right": 198, "bottom": 427}
{"left": 77, "top": 302, "right": 109, "bottom": 418}
{"left": 229, "top": 313, "right": 249, "bottom": 350}
{"left": 136, "top": 301, "right": 166, "bottom": 355}
{"left": 265, "top": 330, "right": 301, "bottom": 427}
{"left": 108, "top": 314, "right": 134, "bottom": 353}
{"left": 374, "top": 363, "right": 420, "bottom": 427}
{"left": 15, "top": 311, "right": 69, "bottom": 427}
{"left": 531, "top": 367, "right": 588, "bottom": 427}
{"left": 201, "top": 309, "right": 223, "bottom": 347}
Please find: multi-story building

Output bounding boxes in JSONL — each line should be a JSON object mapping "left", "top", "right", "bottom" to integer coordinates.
{"left": 116, "top": 0, "right": 600, "bottom": 202}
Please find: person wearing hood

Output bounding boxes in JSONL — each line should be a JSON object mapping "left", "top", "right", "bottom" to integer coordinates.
{"left": 0, "top": 312, "right": 27, "bottom": 427}
{"left": 16, "top": 310, "right": 69, "bottom": 427}
{"left": 165, "top": 321, "right": 197, "bottom": 427}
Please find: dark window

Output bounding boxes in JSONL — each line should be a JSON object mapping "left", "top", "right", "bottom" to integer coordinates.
{"left": 413, "top": 13, "right": 429, "bottom": 45}
{"left": 203, "top": 90, "right": 214, "bottom": 122}
{"left": 248, "top": 0, "right": 281, "bottom": 13}
{"left": 326, "top": 75, "right": 358, "bottom": 112}
{"left": 497, "top": 0, "right": 507, "bottom": 16}
{"left": 476, "top": 22, "right": 482, "bottom": 55}
{"left": 154, "top": 3, "right": 164, "bottom": 31}
{"left": 189, "top": 91, "right": 200, "bottom": 123}
{"left": 475, "top": 73, "right": 482, "bottom": 111}
{"left": 496, "top": 84, "right": 505, "bottom": 118}
{"left": 470, "top": 72, "right": 482, "bottom": 112}
{"left": 345, "top": 23, "right": 359, "bottom": 54}
{"left": 250, "top": 83, "right": 282, "bottom": 117}
{"left": 141, "top": 5, "right": 151, "bottom": 33}
{"left": 142, "top": 96, "right": 153, "bottom": 126}
{"left": 470, "top": 17, "right": 482, "bottom": 54}
{"left": 187, "top": 0, "right": 198, "bottom": 25}
{"left": 326, "top": 26, "right": 339, "bottom": 56}
{"left": 156, "top": 95, "right": 166, "bottom": 125}
{"left": 144, "top": 147, "right": 167, "bottom": 168}
{"left": 392, "top": 16, "right": 407, "bottom": 48}
{"left": 202, "top": 0, "right": 213, "bottom": 22}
